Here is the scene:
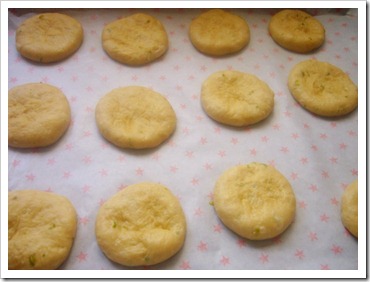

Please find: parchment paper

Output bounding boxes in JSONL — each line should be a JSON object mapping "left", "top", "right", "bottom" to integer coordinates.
{"left": 7, "top": 8, "right": 358, "bottom": 272}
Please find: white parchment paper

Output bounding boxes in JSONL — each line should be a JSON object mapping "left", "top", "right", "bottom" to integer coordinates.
{"left": 7, "top": 8, "right": 359, "bottom": 272}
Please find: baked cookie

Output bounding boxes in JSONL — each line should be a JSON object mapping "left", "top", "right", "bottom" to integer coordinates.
{"left": 201, "top": 70, "right": 274, "bottom": 126}
{"left": 16, "top": 13, "right": 83, "bottom": 63}
{"left": 102, "top": 13, "right": 168, "bottom": 65}
{"left": 8, "top": 83, "right": 71, "bottom": 148}
{"left": 189, "top": 9, "right": 250, "bottom": 56}
{"left": 288, "top": 59, "right": 358, "bottom": 117}
{"left": 213, "top": 163, "right": 296, "bottom": 240}
{"left": 8, "top": 190, "right": 77, "bottom": 270}
{"left": 95, "top": 182, "right": 186, "bottom": 266}
{"left": 341, "top": 179, "right": 358, "bottom": 237}
{"left": 268, "top": 9, "right": 325, "bottom": 53}
{"left": 95, "top": 86, "right": 176, "bottom": 149}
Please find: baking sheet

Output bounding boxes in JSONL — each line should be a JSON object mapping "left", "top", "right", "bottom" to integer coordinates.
{"left": 7, "top": 8, "right": 359, "bottom": 273}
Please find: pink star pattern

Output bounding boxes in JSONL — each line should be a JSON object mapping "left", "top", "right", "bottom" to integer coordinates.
{"left": 320, "top": 213, "right": 330, "bottom": 223}
{"left": 26, "top": 173, "right": 35, "bottom": 181}
{"left": 76, "top": 251, "right": 88, "bottom": 262}
{"left": 194, "top": 207, "right": 202, "bottom": 216}
{"left": 135, "top": 167, "right": 144, "bottom": 176}
{"left": 321, "top": 264, "right": 330, "bottom": 270}
{"left": 309, "top": 232, "right": 318, "bottom": 241}
{"left": 220, "top": 256, "right": 230, "bottom": 266}
{"left": 213, "top": 224, "right": 223, "bottom": 233}
{"left": 309, "top": 184, "right": 318, "bottom": 192}
{"left": 294, "top": 249, "right": 305, "bottom": 260}
{"left": 7, "top": 8, "right": 358, "bottom": 271}
{"left": 298, "top": 200, "right": 307, "bottom": 209}
{"left": 197, "top": 241, "right": 208, "bottom": 252}
{"left": 12, "top": 159, "right": 20, "bottom": 167}
{"left": 79, "top": 216, "right": 89, "bottom": 226}
{"left": 331, "top": 244, "right": 343, "bottom": 255}
{"left": 259, "top": 253, "right": 269, "bottom": 264}
{"left": 180, "top": 260, "right": 191, "bottom": 270}
{"left": 237, "top": 238, "right": 247, "bottom": 248}
{"left": 330, "top": 197, "right": 339, "bottom": 206}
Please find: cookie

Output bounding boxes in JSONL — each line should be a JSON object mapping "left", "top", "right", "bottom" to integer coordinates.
{"left": 95, "top": 182, "right": 186, "bottom": 266}
{"left": 8, "top": 190, "right": 77, "bottom": 270}
{"left": 189, "top": 9, "right": 250, "bottom": 56}
{"left": 288, "top": 59, "right": 358, "bottom": 117}
{"left": 201, "top": 70, "right": 274, "bottom": 126}
{"left": 268, "top": 9, "right": 325, "bottom": 53}
{"left": 102, "top": 13, "right": 168, "bottom": 65}
{"left": 95, "top": 86, "right": 176, "bottom": 149}
{"left": 341, "top": 179, "right": 358, "bottom": 237}
{"left": 213, "top": 163, "right": 296, "bottom": 240}
{"left": 16, "top": 13, "right": 83, "bottom": 63}
{"left": 8, "top": 83, "right": 71, "bottom": 148}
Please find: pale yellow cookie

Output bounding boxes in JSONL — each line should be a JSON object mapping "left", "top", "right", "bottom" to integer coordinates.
{"left": 341, "top": 179, "right": 358, "bottom": 237}
{"left": 16, "top": 13, "right": 83, "bottom": 63}
{"left": 95, "top": 182, "right": 186, "bottom": 266}
{"left": 102, "top": 13, "right": 168, "bottom": 65}
{"left": 8, "top": 83, "right": 71, "bottom": 148}
{"left": 213, "top": 163, "right": 296, "bottom": 240}
{"left": 268, "top": 9, "right": 325, "bottom": 53}
{"left": 8, "top": 190, "right": 77, "bottom": 270}
{"left": 201, "top": 70, "right": 274, "bottom": 126}
{"left": 288, "top": 60, "right": 358, "bottom": 117}
{"left": 95, "top": 86, "right": 176, "bottom": 149}
{"left": 189, "top": 9, "right": 250, "bottom": 56}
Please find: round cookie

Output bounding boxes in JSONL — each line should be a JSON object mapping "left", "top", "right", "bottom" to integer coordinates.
{"left": 268, "top": 9, "right": 325, "bottom": 53}
{"left": 95, "top": 182, "right": 186, "bottom": 266}
{"left": 16, "top": 13, "right": 83, "bottom": 63}
{"left": 201, "top": 70, "right": 274, "bottom": 126}
{"left": 95, "top": 86, "right": 176, "bottom": 149}
{"left": 102, "top": 13, "right": 168, "bottom": 65}
{"left": 288, "top": 59, "right": 358, "bottom": 117}
{"left": 189, "top": 9, "right": 250, "bottom": 56}
{"left": 213, "top": 163, "right": 296, "bottom": 240}
{"left": 8, "top": 190, "right": 77, "bottom": 270}
{"left": 8, "top": 83, "right": 71, "bottom": 148}
{"left": 341, "top": 179, "right": 358, "bottom": 237}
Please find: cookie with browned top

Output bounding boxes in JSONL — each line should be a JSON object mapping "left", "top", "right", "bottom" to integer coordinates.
{"left": 16, "top": 13, "right": 83, "bottom": 63}
{"left": 189, "top": 9, "right": 250, "bottom": 56}
{"left": 268, "top": 9, "right": 325, "bottom": 53}
{"left": 102, "top": 13, "right": 168, "bottom": 65}
{"left": 288, "top": 59, "right": 358, "bottom": 117}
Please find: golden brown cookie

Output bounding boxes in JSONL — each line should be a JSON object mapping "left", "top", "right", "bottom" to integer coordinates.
{"left": 288, "top": 59, "right": 358, "bottom": 117}
{"left": 8, "top": 83, "right": 71, "bottom": 148}
{"left": 16, "top": 13, "right": 83, "bottom": 63}
{"left": 189, "top": 9, "right": 250, "bottom": 56}
{"left": 102, "top": 13, "right": 168, "bottom": 65}
{"left": 268, "top": 9, "right": 325, "bottom": 53}
{"left": 95, "top": 182, "right": 186, "bottom": 266}
{"left": 8, "top": 190, "right": 77, "bottom": 269}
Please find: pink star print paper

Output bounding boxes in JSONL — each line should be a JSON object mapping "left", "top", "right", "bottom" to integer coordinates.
{"left": 7, "top": 8, "right": 358, "bottom": 272}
